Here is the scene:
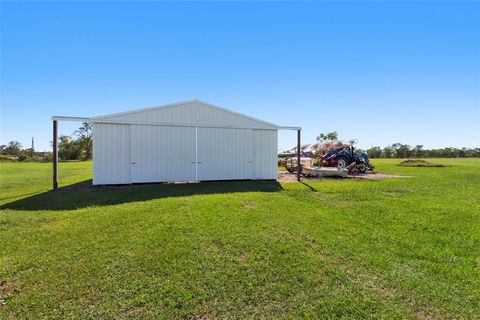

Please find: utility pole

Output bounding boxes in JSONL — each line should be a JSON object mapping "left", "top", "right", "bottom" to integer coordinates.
{"left": 31, "top": 137, "right": 34, "bottom": 157}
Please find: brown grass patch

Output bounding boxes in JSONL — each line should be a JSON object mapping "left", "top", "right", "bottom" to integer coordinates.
{"left": 233, "top": 251, "right": 247, "bottom": 262}
{"left": 398, "top": 160, "right": 450, "bottom": 167}
{"left": 0, "top": 279, "right": 17, "bottom": 306}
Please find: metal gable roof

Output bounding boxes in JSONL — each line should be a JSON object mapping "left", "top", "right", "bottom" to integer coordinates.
{"left": 91, "top": 99, "right": 280, "bottom": 129}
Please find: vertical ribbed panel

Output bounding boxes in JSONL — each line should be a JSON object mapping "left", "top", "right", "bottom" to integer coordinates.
{"left": 130, "top": 125, "right": 196, "bottom": 183}
{"left": 197, "top": 128, "right": 253, "bottom": 180}
{"left": 93, "top": 124, "right": 278, "bottom": 184}
{"left": 252, "top": 129, "right": 278, "bottom": 179}
{"left": 93, "top": 124, "right": 130, "bottom": 185}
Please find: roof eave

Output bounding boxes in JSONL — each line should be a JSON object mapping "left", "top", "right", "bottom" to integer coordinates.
{"left": 51, "top": 116, "right": 91, "bottom": 122}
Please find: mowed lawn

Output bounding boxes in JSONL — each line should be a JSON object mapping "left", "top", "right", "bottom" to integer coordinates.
{"left": 0, "top": 160, "right": 479, "bottom": 319}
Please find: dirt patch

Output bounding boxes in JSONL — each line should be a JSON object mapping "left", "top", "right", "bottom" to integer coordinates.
{"left": 243, "top": 200, "right": 256, "bottom": 210}
{"left": 348, "top": 172, "right": 412, "bottom": 180}
{"left": 278, "top": 171, "right": 319, "bottom": 182}
{"left": 277, "top": 170, "right": 411, "bottom": 181}
{"left": 234, "top": 251, "right": 247, "bottom": 262}
{"left": 188, "top": 315, "right": 213, "bottom": 320}
{"left": 398, "top": 159, "right": 450, "bottom": 167}
{"left": 415, "top": 307, "right": 448, "bottom": 320}
{"left": 0, "top": 279, "right": 17, "bottom": 306}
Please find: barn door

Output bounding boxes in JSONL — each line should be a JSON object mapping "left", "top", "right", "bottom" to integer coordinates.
{"left": 252, "top": 129, "right": 278, "bottom": 179}
{"left": 93, "top": 124, "right": 131, "bottom": 185}
{"left": 196, "top": 128, "right": 253, "bottom": 181}
{"left": 129, "top": 125, "right": 196, "bottom": 183}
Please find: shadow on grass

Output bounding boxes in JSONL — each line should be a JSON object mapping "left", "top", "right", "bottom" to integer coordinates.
{"left": 1, "top": 179, "right": 283, "bottom": 211}
{"left": 300, "top": 181, "right": 318, "bottom": 192}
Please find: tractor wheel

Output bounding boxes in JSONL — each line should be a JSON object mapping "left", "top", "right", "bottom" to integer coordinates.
{"left": 336, "top": 156, "right": 348, "bottom": 170}
{"left": 357, "top": 162, "right": 367, "bottom": 173}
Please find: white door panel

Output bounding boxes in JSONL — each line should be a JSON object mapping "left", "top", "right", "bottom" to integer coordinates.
{"left": 93, "top": 124, "right": 130, "bottom": 185}
{"left": 252, "top": 130, "right": 277, "bottom": 179}
{"left": 197, "top": 128, "right": 253, "bottom": 180}
{"left": 130, "top": 125, "right": 196, "bottom": 183}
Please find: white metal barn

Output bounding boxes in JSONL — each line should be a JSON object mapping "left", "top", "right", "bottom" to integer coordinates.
{"left": 51, "top": 100, "right": 301, "bottom": 187}
{"left": 88, "top": 100, "right": 285, "bottom": 185}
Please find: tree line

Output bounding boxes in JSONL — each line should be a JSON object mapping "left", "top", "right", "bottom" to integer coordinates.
{"left": 0, "top": 122, "right": 93, "bottom": 161}
{"left": 316, "top": 132, "right": 479, "bottom": 158}
{"left": 1, "top": 128, "right": 478, "bottom": 161}
{"left": 0, "top": 140, "right": 42, "bottom": 161}
{"left": 365, "top": 144, "right": 480, "bottom": 158}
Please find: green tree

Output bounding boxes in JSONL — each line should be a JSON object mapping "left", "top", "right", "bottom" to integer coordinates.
{"left": 73, "top": 122, "right": 93, "bottom": 160}
{"left": 391, "top": 143, "right": 411, "bottom": 158}
{"left": 383, "top": 145, "right": 393, "bottom": 158}
{"left": 4, "top": 141, "right": 22, "bottom": 156}
{"left": 58, "top": 135, "right": 82, "bottom": 160}
{"left": 412, "top": 145, "right": 424, "bottom": 158}
{"left": 316, "top": 132, "right": 338, "bottom": 142}
{"left": 366, "top": 146, "right": 382, "bottom": 158}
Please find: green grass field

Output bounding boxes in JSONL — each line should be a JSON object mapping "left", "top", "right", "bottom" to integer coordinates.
{"left": 1, "top": 159, "right": 479, "bottom": 319}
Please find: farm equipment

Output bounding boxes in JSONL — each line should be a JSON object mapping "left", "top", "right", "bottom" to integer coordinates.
{"left": 280, "top": 139, "right": 374, "bottom": 177}
{"left": 302, "top": 166, "right": 349, "bottom": 178}
{"left": 283, "top": 157, "right": 313, "bottom": 173}
{"left": 281, "top": 144, "right": 313, "bottom": 173}
{"left": 332, "top": 140, "right": 374, "bottom": 173}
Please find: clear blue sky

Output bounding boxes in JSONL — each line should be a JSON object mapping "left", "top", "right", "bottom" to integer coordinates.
{"left": 1, "top": 1, "right": 479, "bottom": 152}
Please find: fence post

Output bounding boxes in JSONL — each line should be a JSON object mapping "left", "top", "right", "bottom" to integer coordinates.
{"left": 297, "top": 129, "right": 301, "bottom": 181}
{"left": 53, "top": 120, "right": 58, "bottom": 190}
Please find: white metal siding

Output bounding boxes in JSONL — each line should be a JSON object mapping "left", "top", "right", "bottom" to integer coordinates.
{"left": 96, "top": 101, "right": 275, "bottom": 129}
{"left": 92, "top": 103, "right": 280, "bottom": 184}
{"left": 93, "top": 124, "right": 130, "bottom": 185}
{"left": 129, "top": 125, "right": 196, "bottom": 183}
{"left": 197, "top": 128, "right": 253, "bottom": 180}
{"left": 253, "top": 130, "right": 278, "bottom": 179}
